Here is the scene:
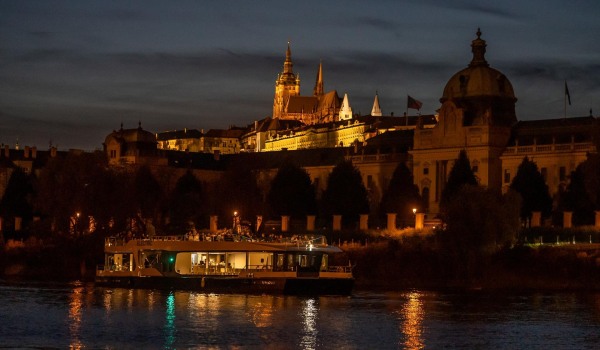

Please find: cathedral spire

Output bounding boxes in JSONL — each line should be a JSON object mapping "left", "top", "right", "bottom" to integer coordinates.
{"left": 313, "top": 60, "right": 324, "bottom": 97}
{"left": 469, "top": 28, "right": 489, "bottom": 67}
{"left": 283, "top": 41, "right": 293, "bottom": 75}
{"left": 371, "top": 91, "right": 382, "bottom": 117}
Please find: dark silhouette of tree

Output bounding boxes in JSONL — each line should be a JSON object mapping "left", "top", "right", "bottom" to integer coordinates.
{"left": 559, "top": 154, "right": 600, "bottom": 225}
{"left": 441, "top": 185, "right": 521, "bottom": 280}
{"left": 379, "top": 162, "right": 422, "bottom": 228}
{"left": 510, "top": 157, "right": 552, "bottom": 222}
{"left": 321, "top": 160, "right": 369, "bottom": 228}
{"left": 440, "top": 150, "right": 478, "bottom": 213}
{"left": 576, "top": 153, "right": 600, "bottom": 209}
{"left": 207, "top": 161, "right": 264, "bottom": 230}
{"left": 0, "top": 168, "right": 35, "bottom": 235}
{"left": 35, "top": 152, "right": 114, "bottom": 235}
{"left": 133, "top": 165, "right": 163, "bottom": 222}
{"left": 267, "top": 162, "right": 316, "bottom": 220}
{"left": 168, "top": 170, "right": 204, "bottom": 231}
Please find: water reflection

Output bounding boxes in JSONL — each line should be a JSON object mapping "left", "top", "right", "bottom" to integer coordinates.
{"left": 68, "top": 283, "right": 84, "bottom": 349}
{"left": 164, "top": 292, "right": 176, "bottom": 349}
{"left": 400, "top": 292, "right": 424, "bottom": 350}
{"left": 247, "top": 298, "right": 275, "bottom": 328}
{"left": 300, "top": 298, "right": 319, "bottom": 349}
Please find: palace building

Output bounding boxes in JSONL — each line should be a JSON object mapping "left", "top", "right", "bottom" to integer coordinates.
{"left": 411, "top": 29, "right": 597, "bottom": 215}
{"left": 107, "top": 30, "right": 597, "bottom": 221}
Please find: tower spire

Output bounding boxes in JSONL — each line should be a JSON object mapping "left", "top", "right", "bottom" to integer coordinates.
{"left": 313, "top": 60, "right": 324, "bottom": 97}
{"left": 283, "top": 41, "right": 293, "bottom": 75}
{"left": 371, "top": 91, "right": 382, "bottom": 117}
{"left": 469, "top": 28, "right": 489, "bottom": 67}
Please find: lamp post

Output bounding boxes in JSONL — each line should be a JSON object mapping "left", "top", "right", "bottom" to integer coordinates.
{"left": 233, "top": 211, "right": 240, "bottom": 234}
{"left": 412, "top": 208, "right": 417, "bottom": 228}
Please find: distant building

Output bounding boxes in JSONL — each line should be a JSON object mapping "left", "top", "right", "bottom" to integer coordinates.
{"left": 104, "top": 123, "right": 165, "bottom": 166}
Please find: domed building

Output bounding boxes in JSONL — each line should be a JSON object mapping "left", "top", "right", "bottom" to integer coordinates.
{"left": 411, "top": 29, "right": 520, "bottom": 214}
{"left": 411, "top": 29, "right": 597, "bottom": 218}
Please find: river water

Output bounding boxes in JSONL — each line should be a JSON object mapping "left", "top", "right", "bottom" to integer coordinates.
{"left": 1, "top": 281, "right": 600, "bottom": 349}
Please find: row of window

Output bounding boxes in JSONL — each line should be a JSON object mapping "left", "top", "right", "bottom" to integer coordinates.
{"left": 503, "top": 166, "right": 567, "bottom": 184}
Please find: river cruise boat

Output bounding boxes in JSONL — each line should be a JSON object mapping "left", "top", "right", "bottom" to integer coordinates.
{"left": 96, "top": 234, "right": 354, "bottom": 295}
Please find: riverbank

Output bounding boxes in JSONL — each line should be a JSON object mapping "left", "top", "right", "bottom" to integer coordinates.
{"left": 3, "top": 236, "right": 600, "bottom": 291}
{"left": 341, "top": 240, "right": 600, "bottom": 291}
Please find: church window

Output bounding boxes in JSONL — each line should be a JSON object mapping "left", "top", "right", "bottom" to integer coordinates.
{"left": 423, "top": 167, "right": 429, "bottom": 175}
{"left": 504, "top": 169, "right": 510, "bottom": 183}
{"left": 472, "top": 165, "right": 478, "bottom": 173}
{"left": 559, "top": 167, "right": 566, "bottom": 181}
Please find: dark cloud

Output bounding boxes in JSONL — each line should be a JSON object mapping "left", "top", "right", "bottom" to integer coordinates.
{"left": 426, "top": 0, "right": 524, "bottom": 20}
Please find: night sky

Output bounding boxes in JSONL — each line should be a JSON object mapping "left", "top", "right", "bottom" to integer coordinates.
{"left": 1, "top": 0, "right": 598, "bottom": 150}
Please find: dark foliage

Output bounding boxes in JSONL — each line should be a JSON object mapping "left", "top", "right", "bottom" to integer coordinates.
{"left": 0, "top": 168, "right": 35, "bottom": 236}
{"left": 510, "top": 157, "right": 552, "bottom": 221}
{"left": 133, "top": 165, "right": 163, "bottom": 221}
{"left": 559, "top": 165, "right": 595, "bottom": 225}
{"left": 208, "top": 161, "right": 264, "bottom": 229}
{"left": 320, "top": 161, "right": 369, "bottom": 228}
{"left": 168, "top": 170, "right": 204, "bottom": 231}
{"left": 440, "top": 150, "right": 478, "bottom": 214}
{"left": 379, "top": 162, "right": 422, "bottom": 227}
{"left": 267, "top": 162, "right": 316, "bottom": 220}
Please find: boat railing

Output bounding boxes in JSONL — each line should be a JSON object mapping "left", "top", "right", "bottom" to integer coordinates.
{"left": 105, "top": 234, "right": 330, "bottom": 247}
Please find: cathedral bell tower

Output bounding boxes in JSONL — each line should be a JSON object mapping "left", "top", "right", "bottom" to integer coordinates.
{"left": 273, "top": 42, "right": 300, "bottom": 119}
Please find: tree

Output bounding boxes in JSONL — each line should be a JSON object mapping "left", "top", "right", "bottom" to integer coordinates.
{"left": 35, "top": 152, "right": 117, "bottom": 235}
{"left": 0, "top": 168, "right": 35, "bottom": 235}
{"left": 510, "top": 157, "right": 552, "bottom": 222}
{"left": 559, "top": 154, "right": 600, "bottom": 225}
{"left": 321, "top": 160, "right": 369, "bottom": 228}
{"left": 133, "top": 165, "right": 164, "bottom": 222}
{"left": 440, "top": 150, "right": 478, "bottom": 214}
{"left": 441, "top": 185, "right": 521, "bottom": 279}
{"left": 379, "top": 162, "right": 422, "bottom": 228}
{"left": 168, "top": 170, "right": 204, "bottom": 231}
{"left": 206, "top": 160, "right": 264, "bottom": 230}
{"left": 267, "top": 162, "right": 316, "bottom": 220}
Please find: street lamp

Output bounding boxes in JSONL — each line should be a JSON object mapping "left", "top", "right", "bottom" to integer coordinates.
{"left": 412, "top": 208, "right": 417, "bottom": 228}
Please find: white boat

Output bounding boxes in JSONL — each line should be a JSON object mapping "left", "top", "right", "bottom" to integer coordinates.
{"left": 96, "top": 234, "right": 354, "bottom": 295}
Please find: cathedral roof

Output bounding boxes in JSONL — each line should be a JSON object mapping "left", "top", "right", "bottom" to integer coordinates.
{"left": 441, "top": 29, "right": 516, "bottom": 103}
{"left": 287, "top": 96, "right": 318, "bottom": 114}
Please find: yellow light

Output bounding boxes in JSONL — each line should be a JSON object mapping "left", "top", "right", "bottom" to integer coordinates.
{"left": 412, "top": 208, "right": 417, "bottom": 215}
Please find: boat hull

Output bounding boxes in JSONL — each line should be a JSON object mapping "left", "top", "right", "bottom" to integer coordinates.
{"left": 95, "top": 275, "right": 354, "bottom": 295}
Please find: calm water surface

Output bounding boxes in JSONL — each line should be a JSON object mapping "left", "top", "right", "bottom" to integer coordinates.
{"left": 1, "top": 281, "right": 600, "bottom": 349}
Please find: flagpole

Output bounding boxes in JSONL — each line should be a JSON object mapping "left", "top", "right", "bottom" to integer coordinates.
{"left": 405, "top": 95, "right": 408, "bottom": 126}
{"left": 564, "top": 80, "right": 571, "bottom": 119}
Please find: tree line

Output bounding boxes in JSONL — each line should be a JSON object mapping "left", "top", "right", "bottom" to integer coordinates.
{"left": 1, "top": 149, "right": 599, "bottom": 242}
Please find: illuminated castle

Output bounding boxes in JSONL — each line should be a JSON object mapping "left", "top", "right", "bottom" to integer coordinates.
{"left": 272, "top": 43, "right": 341, "bottom": 125}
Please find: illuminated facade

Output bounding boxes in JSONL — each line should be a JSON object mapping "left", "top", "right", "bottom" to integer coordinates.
{"left": 272, "top": 43, "right": 341, "bottom": 125}
{"left": 410, "top": 30, "right": 597, "bottom": 215}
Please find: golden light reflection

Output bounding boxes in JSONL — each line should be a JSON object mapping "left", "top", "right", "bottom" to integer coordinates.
{"left": 400, "top": 292, "right": 425, "bottom": 350}
{"left": 247, "top": 299, "right": 275, "bottom": 328}
{"left": 68, "top": 284, "right": 84, "bottom": 350}
{"left": 300, "top": 298, "right": 319, "bottom": 350}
